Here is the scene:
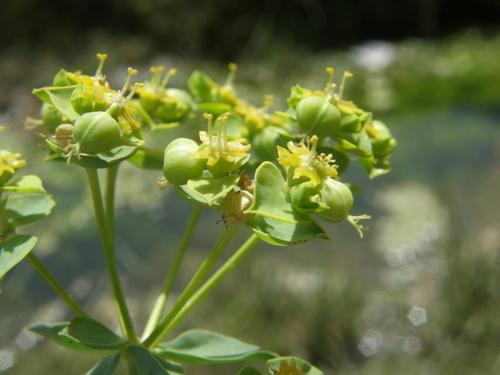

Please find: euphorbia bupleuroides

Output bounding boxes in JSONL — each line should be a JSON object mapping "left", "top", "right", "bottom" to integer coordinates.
{"left": 1, "top": 54, "right": 396, "bottom": 374}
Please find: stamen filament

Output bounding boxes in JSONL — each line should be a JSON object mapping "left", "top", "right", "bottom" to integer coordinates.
{"left": 160, "top": 68, "right": 177, "bottom": 89}
{"left": 95, "top": 53, "right": 108, "bottom": 77}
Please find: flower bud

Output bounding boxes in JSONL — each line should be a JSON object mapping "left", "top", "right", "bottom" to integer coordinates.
{"left": 317, "top": 178, "right": 353, "bottom": 222}
{"left": 163, "top": 138, "right": 206, "bottom": 185}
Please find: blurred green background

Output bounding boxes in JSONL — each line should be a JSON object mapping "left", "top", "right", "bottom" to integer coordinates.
{"left": 1, "top": 1, "right": 500, "bottom": 374}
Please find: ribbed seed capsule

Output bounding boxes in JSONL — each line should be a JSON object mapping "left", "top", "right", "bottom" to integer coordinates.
{"left": 295, "top": 96, "right": 341, "bottom": 137}
{"left": 163, "top": 138, "right": 206, "bottom": 185}
{"left": 73, "top": 111, "right": 122, "bottom": 154}
{"left": 317, "top": 178, "right": 353, "bottom": 222}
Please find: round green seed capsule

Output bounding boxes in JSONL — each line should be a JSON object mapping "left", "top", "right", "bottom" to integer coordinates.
{"left": 73, "top": 111, "right": 122, "bottom": 154}
{"left": 295, "top": 96, "right": 340, "bottom": 137}
{"left": 163, "top": 138, "right": 206, "bottom": 185}
{"left": 317, "top": 178, "right": 353, "bottom": 222}
{"left": 41, "top": 103, "right": 64, "bottom": 132}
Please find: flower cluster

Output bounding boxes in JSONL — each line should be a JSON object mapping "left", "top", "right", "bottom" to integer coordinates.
{"left": 19, "top": 55, "right": 397, "bottom": 374}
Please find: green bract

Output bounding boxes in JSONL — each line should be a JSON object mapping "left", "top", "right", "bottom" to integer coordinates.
{"left": 73, "top": 111, "right": 122, "bottom": 154}
{"left": 163, "top": 138, "right": 206, "bottom": 185}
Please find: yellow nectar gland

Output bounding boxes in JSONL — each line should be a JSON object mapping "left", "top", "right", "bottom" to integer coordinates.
{"left": 277, "top": 135, "right": 338, "bottom": 186}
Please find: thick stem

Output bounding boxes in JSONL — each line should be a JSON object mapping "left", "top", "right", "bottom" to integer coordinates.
{"left": 26, "top": 253, "right": 88, "bottom": 317}
{"left": 86, "top": 168, "right": 137, "bottom": 341}
{"left": 142, "top": 204, "right": 203, "bottom": 339}
{"left": 149, "top": 234, "right": 260, "bottom": 347}
{"left": 143, "top": 224, "right": 239, "bottom": 347}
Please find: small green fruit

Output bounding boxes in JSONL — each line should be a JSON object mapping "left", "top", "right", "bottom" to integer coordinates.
{"left": 295, "top": 96, "right": 340, "bottom": 137}
{"left": 163, "top": 138, "right": 206, "bottom": 185}
{"left": 290, "top": 181, "right": 321, "bottom": 213}
{"left": 41, "top": 103, "right": 64, "bottom": 132}
{"left": 317, "top": 178, "right": 353, "bottom": 222}
{"left": 73, "top": 112, "right": 122, "bottom": 154}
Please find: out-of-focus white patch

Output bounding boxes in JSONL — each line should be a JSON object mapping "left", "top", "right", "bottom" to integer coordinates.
{"left": 0, "top": 349, "right": 16, "bottom": 372}
{"left": 15, "top": 330, "right": 40, "bottom": 351}
{"left": 407, "top": 306, "right": 427, "bottom": 326}
{"left": 350, "top": 41, "right": 396, "bottom": 72}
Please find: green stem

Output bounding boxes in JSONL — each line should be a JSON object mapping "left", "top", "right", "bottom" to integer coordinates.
{"left": 143, "top": 224, "right": 239, "bottom": 347}
{"left": 142, "top": 204, "right": 203, "bottom": 339}
{"left": 105, "top": 164, "right": 119, "bottom": 237}
{"left": 86, "top": 168, "right": 137, "bottom": 341}
{"left": 149, "top": 233, "right": 260, "bottom": 347}
{"left": 26, "top": 253, "right": 88, "bottom": 317}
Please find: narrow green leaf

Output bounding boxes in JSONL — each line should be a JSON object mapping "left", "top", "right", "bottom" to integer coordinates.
{"left": 33, "top": 86, "right": 79, "bottom": 121}
{"left": 29, "top": 322, "right": 94, "bottom": 351}
{"left": 266, "top": 356, "right": 324, "bottom": 375}
{"left": 4, "top": 193, "right": 55, "bottom": 226}
{"left": 67, "top": 317, "right": 127, "bottom": 350}
{"left": 156, "top": 329, "right": 277, "bottom": 365}
{"left": 85, "top": 352, "right": 121, "bottom": 375}
{"left": 0, "top": 235, "right": 37, "bottom": 279}
{"left": 126, "top": 345, "right": 170, "bottom": 375}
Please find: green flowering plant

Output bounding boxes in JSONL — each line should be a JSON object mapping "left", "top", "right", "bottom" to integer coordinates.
{"left": 1, "top": 55, "right": 396, "bottom": 374}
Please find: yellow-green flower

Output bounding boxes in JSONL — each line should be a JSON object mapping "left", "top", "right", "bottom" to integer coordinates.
{"left": 0, "top": 150, "right": 26, "bottom": 178}
{"left": 196, "top": 113, "right": 250, "bottom": 167}
{"left": 277, "top": 135, "right": 337, "bottom": 186}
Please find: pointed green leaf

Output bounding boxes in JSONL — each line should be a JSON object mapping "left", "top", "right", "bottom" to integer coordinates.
{"left": 85, "top": 353, "right": 121, "bottom": 375}
{"left": 156, "top": 329, "right": 277, "bottom": 365}
{"left": 126, "top": 345, "right": 170, "bottom": 375}
{"left": 177, "top": 175, "right": 239, "bottom": 207}
{"left": 29, "top": 322, "right": 94, "bottom": 351}
{"left": 0, "top": 235, "right": 37, "bottom": 279}
{"left": 266, "top": 356, "right": 323, "bottom": 375}
{"left": 33, "top": 86, "right": 79, "bottom": 121}
{"left": 67, "top": 317, "right": 127, "bottom": 350}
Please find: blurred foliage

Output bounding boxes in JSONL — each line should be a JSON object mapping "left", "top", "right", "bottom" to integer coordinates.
{"left": 1, "top": 0, "right": 500, "bottom": 58}
{"left": 0, "top": 27, "right": 500, "bottom": 375}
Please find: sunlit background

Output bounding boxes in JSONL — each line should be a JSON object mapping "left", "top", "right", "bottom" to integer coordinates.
{"left": 1, "top": 1, "right": 500, "bottom": 374}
